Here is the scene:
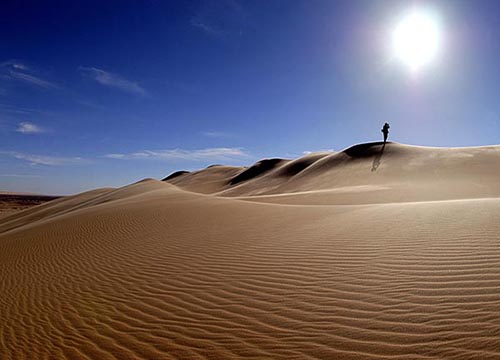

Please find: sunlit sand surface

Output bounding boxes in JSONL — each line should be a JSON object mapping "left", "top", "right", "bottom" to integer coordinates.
{"left": 2, "top": 142, "right": 500, "bottom": 359}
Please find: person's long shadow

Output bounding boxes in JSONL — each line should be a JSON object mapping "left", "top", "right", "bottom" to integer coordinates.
{"left": 371, "top": 143, "right": 386, "bottom": 172}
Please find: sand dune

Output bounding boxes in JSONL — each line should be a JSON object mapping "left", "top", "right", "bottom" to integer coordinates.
{"left": 2, "top": 143, "right": 500, "bottom": 359}
{"left": 168, "top": 142, "right": 500, "bottom": 203}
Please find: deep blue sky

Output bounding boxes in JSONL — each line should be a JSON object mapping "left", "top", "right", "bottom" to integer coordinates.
{"left": 1, "top": 0, "right": 500, "bottom": 194}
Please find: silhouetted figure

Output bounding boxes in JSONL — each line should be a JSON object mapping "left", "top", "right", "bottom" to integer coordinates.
{"left": 381, "top": 122, "right": 390, "bottom": 144}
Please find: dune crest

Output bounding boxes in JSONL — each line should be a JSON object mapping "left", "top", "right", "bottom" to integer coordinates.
{"left": 166, "top": 142, "right": 500, "bottom": 204}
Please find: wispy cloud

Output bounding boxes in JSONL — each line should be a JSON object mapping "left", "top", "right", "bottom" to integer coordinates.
{"left": 104, "top": 147, "right": 249, "bottom": 161}
{"left": 303, "top": 149, "right": 334, "bottom": 155}
{"left": 0, "top": 103, "right": 47, "bottom": 115}
{"left": 79, "top": 67, "right": 148, "bottom": 96}
{"left": 201, "top": 130, "right": 235, "bottom": 138}
{"left": 190, "top": 17, "right": 224, "bottom": 36}
{"left": 0, "top": 60, "right": 59, "bottom": 89}
{"left": 0, "top": 60, "right": 29, "bottom": 71}
{"left": 0, "top": 151, "right": 87, "bottom": 166}
{"left": 8, "top": 71, "right": 58, "bottom": 89}
{"left": 190, "top": 0, "right": 249, "bottom": 38}
{"left": 16, "top": 122, "right": 46, "bottom": 134}
{"left": 0, "top": 174, "right": 42, "bottom": 178}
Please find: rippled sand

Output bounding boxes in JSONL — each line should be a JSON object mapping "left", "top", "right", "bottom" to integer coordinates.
{"left": 2, "top": 143, "right": 500, "bottom": 359}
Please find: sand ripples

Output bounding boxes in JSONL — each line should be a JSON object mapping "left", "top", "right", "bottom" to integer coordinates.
{"left": 1, "top": 183, "right": 500, "bottom": 359}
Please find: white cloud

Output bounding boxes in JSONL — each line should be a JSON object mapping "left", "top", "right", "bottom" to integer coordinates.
{"left": 104, "top": 147, "right": 249, "bottom": 161}
{"left": 12, "top": 63, "right": 29, "bottom": 71}
{"left": 190, "top": 0, "right": 248, "bottom": 37}
{"left": 0, "top": 60, "right": 29, "bottom": 71}
{"left": 0, "top": 174, "right": 42, "bottom": 178}
{"left": 16, "top": 122, "right": 46, "bottom": 134}
{"left": 0, "top": 60, "right": 29, "bottom": 70}
{"left": 79, "top": 67, "right": 147, "bottom": 96}
{"left": 8, "top": 71, "right": 58, "bottom": 89}
{"left": 190, "top": 17, "right": 223, "bottom": 36}
{"left": 0, "top": 61, "right": 59, "bottom": 89}
{"left": 0, "top": 151, "right": 86, "bottom": 166}
{"left": 201, "top": 130, "right": 234, "bottom": 138}
{"left": 0, "top": 104, "right": 46, "bottom": 115}
{"left": 303, "top": 149, "right": 334, "bottom": 155}
{"left": 103, "top": 153, "right": 125, "bottom": 159}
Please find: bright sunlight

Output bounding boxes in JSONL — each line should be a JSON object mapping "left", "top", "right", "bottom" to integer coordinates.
{"left": 392, "top": 8, "right": 441, "bottom": 72}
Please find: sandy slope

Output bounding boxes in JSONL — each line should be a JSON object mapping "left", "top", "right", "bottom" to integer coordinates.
{"left": 2, "top": 143, "right": 500, "bottom": 359}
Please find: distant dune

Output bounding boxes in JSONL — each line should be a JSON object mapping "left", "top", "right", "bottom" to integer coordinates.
{"left": 0, "top": 193, "right": 61, "bottom": 218}
{"left": 166, "top": 142, "right": 500, "bottom": 202}
{"left": 2, "top": 142, "right": 500, "bottom": 359}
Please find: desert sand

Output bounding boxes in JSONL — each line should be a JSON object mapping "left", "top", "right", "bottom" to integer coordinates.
{"left": 2, "top": 142, "right": 500, "bottom": 359}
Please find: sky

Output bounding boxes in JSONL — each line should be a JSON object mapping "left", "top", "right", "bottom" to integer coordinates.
{"left": 1, "top": 0, "right": 500, "bottom": 194}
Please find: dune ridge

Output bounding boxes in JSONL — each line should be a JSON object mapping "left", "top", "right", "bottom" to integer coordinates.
{"left": 167, "top": 142, "right": 500, "bottom": 203}
{"left": 2, "top": 143, "right": 500, "bottom": 359}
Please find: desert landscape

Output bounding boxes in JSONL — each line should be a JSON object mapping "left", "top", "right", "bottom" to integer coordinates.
{"left": 2, "top": 142, "right": 500, "bottom": 359}
{"left": 5, "top": 1, "right": 500, "bottom": 358}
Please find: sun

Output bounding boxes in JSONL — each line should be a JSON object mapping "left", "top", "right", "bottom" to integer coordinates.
{"left": 392, "top": 9, "right": 441, "bottom": 72}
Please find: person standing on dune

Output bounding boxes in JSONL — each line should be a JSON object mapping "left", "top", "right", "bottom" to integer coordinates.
{"left": 381, "top": 122, "right": 390, "bottom": 144}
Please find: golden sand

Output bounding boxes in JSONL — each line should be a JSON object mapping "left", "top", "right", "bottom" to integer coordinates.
{"left": 2, "top": 143, "right": 500, "bottom": 359}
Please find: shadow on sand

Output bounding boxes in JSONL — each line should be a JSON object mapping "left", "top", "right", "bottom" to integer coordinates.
{"left": 343, "top": 141, "right": 388, "bottom": 172}
{"left": 371, "top": 143, "right": 386, "bottom": 172}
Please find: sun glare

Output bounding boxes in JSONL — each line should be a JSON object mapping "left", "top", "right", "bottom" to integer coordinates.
{"left": 392, "top": 9, "right": 441, "bottom": 72}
